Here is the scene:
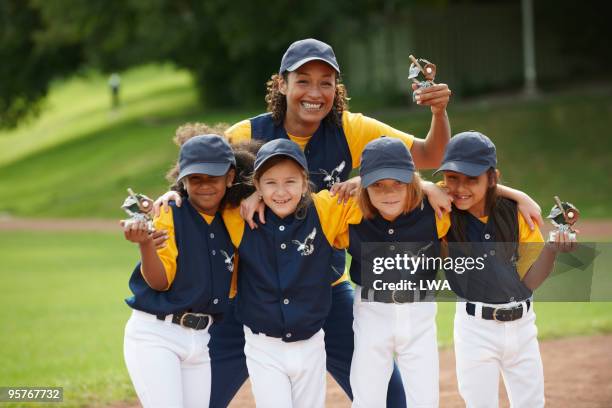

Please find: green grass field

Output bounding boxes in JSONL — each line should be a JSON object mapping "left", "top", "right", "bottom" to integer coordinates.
{"left": 0, "top": 65, "right": 611, "bottom": 218}
{"left": 1, "top": 231, "right": 611, "bottom": 406}
{"left": 0, "top": 64, "right": 611, "bottom": 406}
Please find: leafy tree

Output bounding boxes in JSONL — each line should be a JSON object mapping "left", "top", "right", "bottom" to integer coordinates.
{"left": 0, "top": 0, "right": 82, "bottom": 128}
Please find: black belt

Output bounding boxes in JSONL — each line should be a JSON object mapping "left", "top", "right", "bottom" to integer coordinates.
{"left": 361, "top": 288, "right": 431, "bottom": 304}
{"left": 466, "top": 300, "right": 531, "bottom": 322}
{"left": 157, "top": 312, "right": 213, "bottom": 330}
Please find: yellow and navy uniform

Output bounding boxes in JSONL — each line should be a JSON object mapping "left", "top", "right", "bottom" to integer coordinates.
{"left": 444, "top": 200, "right": 544, "bottom": 303}
{"left": 336, "top": 199, "right": 450, "bottom": 288}
{"left": 126, "top": 201, "right": 235, "bottom": 316}
{"left": 221, "top": 191, "right": 361, "bottom": 342}
{"left": 226, "top": 110, "right": 415, "bottom": 286}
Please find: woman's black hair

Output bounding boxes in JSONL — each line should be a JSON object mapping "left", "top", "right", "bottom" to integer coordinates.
{"left": 265, "top": 72, "right": 349, "bottom": 128}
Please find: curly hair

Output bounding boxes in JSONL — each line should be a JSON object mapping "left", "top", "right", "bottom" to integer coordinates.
{"left": 171, "top": 122, "right": 231, "bottom": 148}
{"left": 264, "top": 72, "right": 349, "bottom": 128}
{"left": 164, "top": 122, "right": 262, "bottom": 209}
{"left": 165, "top": 122, "right": 231, "bottom": 184}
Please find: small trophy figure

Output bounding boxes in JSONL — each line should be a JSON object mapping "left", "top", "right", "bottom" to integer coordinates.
{"left": 409, "top": 55, "right": 437, "bottom": 102}
{"left": 547, "top": 196, "right": 579, "bottom": 242}
{"left": 121, "top": 188, "right": 154, "bottom": 232}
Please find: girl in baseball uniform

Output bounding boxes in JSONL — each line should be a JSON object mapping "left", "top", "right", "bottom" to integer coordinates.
{"left": 322, "top": 136, "right": 451, "bottom": 408}
{"left": 434, "top": 131, "right": 577, "bottom": 408}
{"left": 122, "top": 134, "right": 237, "bottom": 408}
{"left": 219, "top": 138, "right": 364, "bottom": 408}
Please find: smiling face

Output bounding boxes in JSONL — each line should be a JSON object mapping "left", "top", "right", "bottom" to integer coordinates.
{"left": 183, "top": 170, "right": 234, "bottom": 215}
{"left": 366, "top": 179, "right": 410, "bottom": 222}
{"left": 255, "top": 158, "right": 308, "bottom": 218}
{"left": 280, "top": 60, "right": 336, "bottom": 133}
{"left": 442, "top": 170, "right": 489, "bottom": 217}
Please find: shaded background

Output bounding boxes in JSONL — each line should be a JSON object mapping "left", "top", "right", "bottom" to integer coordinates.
{"left": 2, "top": 0, "right": 610, "bottom": 126}
{"left": 1, "top": 0, "right": 611, "bottom": 407}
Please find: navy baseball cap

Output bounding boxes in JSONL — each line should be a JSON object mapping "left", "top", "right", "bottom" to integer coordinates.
{"left": 177, "top": 134, "right": 236, "bottom": 181}
{"left": 434, "top": 131, "right": 497, "bottom": 177}
{"left": 280, "top": 38, "right": 340, "bottom": 74}
{"left": 360, "top": 137, "right": 415, "bottom": 188}
{"left": 254, "top": 139, "right": 308, "bottom": 173}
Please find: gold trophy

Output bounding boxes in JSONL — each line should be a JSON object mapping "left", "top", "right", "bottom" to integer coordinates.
{"left": 547, "top": 196, "right": 579, "bottom": 242}
{"left": 408, "top": 55, "right": 437, "bottom": 102}
{"left": 121, "top": 188, "right": 154, "bottom": 232}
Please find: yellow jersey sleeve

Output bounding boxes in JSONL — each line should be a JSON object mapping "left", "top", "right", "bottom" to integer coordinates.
{"left": 151, "top": 207, "right": 178, "bottom": 289}
{"left": 149, "top": 207, "right": 218, "bottom": 290}
{"left": 225, "top": 120, "right": 252, "bottom": 144}
{"left": 312, "top": 190, "right": 363, "bottom": 250}
{"left": 342, "top": 111, "right": 415, "bottom": 168}
{"left": 517, "top": 213, "right": 545, "bottom": 279}
{"left": 221, "top": 206, "right": 246, "bottom": 248}
{"left": 435, "top": 211, "right": 451, "bottom": 239}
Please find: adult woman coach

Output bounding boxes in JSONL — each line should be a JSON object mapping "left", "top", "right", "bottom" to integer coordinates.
{"left": 228, "top": 39, "right": 449, "bottom": 408}
{"left": 156, "top": 38, "right": 541, "bottom": 407}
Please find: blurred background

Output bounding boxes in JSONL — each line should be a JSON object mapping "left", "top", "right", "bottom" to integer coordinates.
{"left": 0, "top": 0, "right": 611, "bottom": 407}
{"left": 1, "top": 0, "right": 611, "bottom": 218}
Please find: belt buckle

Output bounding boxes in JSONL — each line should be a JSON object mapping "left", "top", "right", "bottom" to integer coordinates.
{"left": 392, "top": 289, "right": 412, "bottom": 304}
{"left": 492, "top": 306, "right": 521, "bottom": 322}
{"left": 180, "top": 312, "right": 211, "bottom": 330}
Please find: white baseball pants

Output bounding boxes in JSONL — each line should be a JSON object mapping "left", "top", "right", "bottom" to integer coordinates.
{"left": 123, "top": 309, "right": 212, "bottom": 408}
{"left": 243, "top": 326, "right": 326, "bottom": 408}
{"left": 351, "top": 286, "right": 439, "bottom": 408}
{"left": 454, "top": 300, "right": 545, "bottom": 408}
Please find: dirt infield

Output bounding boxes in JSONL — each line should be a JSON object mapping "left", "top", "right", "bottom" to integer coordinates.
{"left": 107, "top": 335, "right": 612, "bottom": 408}
{"left": 227, "top": 335, "right": 612, "bottom": 408}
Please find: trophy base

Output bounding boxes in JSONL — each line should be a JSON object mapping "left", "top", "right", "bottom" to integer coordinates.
{"left": 412, "top": 81, "right": 434, "bottom": 102}
{"left": 548, "top": 230, "right": 576, "bottom": 242}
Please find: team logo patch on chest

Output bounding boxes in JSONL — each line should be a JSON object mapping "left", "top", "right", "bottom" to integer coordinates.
{"left": 406, "top": 241, "right": 434, "bottom": 261}
{"left": 220, "top": 250, "right": 235, "bottom": 272}
{"left": 292, "top": 227, "right": 317, "bottom": 256}
{"left": 320, "top": 160, "right": 346, "bottom": 188}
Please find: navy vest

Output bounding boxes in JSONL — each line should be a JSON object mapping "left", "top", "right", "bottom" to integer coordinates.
{"left": 250, "top": 113, "right": 353, "bottom": 283}
{"left": 126, "top": 201, "right": 235, "bottom": 316}
{"left": 445, "top": 201, "right": 532, "bottom": 303}
{"left": 250, "top": 113, "right": 352, "bottom": 190}
{"left": 348, "top": 199, "right": 440, "bottom": 288}
{"left": 235, "top": 205, "right": 334, "bottom": 342}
